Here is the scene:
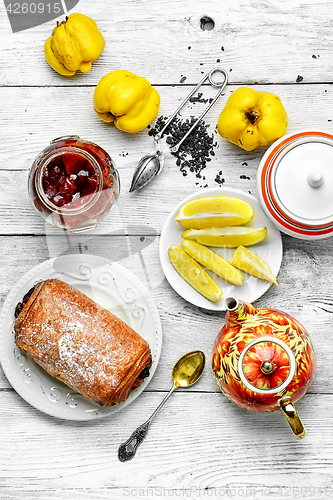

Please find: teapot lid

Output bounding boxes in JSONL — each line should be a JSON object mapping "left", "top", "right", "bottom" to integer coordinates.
{"left": 238, "top": 336, "right": 296, "bottom": 394}
{"left": 257, "top": 130, "right": 333, "bottom": 240}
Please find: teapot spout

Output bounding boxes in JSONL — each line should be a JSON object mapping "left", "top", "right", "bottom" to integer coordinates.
{"left": 225, "top": 297, "right": 258, "bottom": 327}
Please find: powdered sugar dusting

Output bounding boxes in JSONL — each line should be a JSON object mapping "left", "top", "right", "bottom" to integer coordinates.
{"left": 14, "top": 279, "right": 151, "bottom": 405}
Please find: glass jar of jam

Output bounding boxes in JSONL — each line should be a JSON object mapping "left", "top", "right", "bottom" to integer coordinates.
{"left": 28, "top": 136, "right": 120, "bottom": 232}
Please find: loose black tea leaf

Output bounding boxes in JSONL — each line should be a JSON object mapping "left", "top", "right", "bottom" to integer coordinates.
{"left": 150, "top": 115, "right": 218, "bottom": 180}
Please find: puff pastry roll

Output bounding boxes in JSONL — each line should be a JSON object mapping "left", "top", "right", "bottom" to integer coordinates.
{"left": 14, "top": 279, "right": 152, "bottom": 406}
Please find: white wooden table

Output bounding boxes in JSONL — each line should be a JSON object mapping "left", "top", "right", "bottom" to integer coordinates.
{"left": 1, "top": 1, "right": 333, "bottom": 498}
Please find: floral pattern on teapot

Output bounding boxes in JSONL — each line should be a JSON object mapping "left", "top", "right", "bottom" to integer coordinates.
{"left": 212, "top": 298, "right": 316, "bottom": 413}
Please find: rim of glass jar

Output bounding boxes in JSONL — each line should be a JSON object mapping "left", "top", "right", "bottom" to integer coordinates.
{"left": 35, "top": 147, "right": 103, "bottom": 215}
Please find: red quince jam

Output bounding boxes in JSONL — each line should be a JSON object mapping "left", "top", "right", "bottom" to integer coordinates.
{"left": 29, "top": 137, "right": 119, "bottom": 231}
{"left": 42, "top": 153, "right": 99, "bottom": 208}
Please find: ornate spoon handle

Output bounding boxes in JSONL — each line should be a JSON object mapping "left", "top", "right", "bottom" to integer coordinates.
{"left": 118, "top": 385, "right": 176, "bottom": 462}
{"left": 118, "top": 421, "right": 150, "bottom": 462}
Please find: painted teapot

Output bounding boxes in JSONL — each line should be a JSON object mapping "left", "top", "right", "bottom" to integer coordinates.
{"left": 212, "top": 297, "right": 316, "bottom": 439}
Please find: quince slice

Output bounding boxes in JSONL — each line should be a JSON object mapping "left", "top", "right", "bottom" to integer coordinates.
{"left": 174, "top": 196, "right": 254, "bottom": 229}
{"left": 182, "top": 227, "right": 267, "bottom": 248}
{"left": 168, "top": 245, "right": 223, "bottom": 302}
{"left": 230, "top": 245, "right": 278, "bottom": 285}
{"left": 181, "top": 239, "right": 243, "bottom": 286}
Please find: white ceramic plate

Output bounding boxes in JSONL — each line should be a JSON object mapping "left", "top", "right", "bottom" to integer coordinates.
{"left": 0, "top": 255, "right": 162, "bottom": 421}
{"left": 160, "top": 187, "right": 283, "bottom": 310}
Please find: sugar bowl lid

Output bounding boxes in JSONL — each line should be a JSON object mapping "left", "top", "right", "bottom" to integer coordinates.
{"left": 257, "top": 130, "right": 333, "bottom": 239}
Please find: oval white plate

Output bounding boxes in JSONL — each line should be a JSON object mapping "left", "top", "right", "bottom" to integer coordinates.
{"left": 159, "top": 187, "right": 283, "bottom": 310}
{"left": 0, "top": 255, "right": 162, "bottom": 421}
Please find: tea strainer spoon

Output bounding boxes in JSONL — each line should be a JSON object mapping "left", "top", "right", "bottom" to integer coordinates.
{"left": 129, "top": 67, "right": 228, "bottom": 192}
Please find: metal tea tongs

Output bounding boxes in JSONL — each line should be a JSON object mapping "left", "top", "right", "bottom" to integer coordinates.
{"left": 129, "top": 67, "right": 228, "bottom": 193}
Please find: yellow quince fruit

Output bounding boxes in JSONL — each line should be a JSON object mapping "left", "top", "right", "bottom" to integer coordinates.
{"left": 93, "top": 70, "right": 160, "bottom": 133}
{"left": 217, "top": 87, "right": 288, "bottom": 151}
{"left": 44, "top": 13, "right": 105, "bottom": 76}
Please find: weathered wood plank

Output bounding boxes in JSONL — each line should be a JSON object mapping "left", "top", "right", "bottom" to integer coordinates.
{"left": 0, "top": 391, "right": 332, "bottom": 498}
{"left": 1, "top": 0, "right": 332, "bottom": 85}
